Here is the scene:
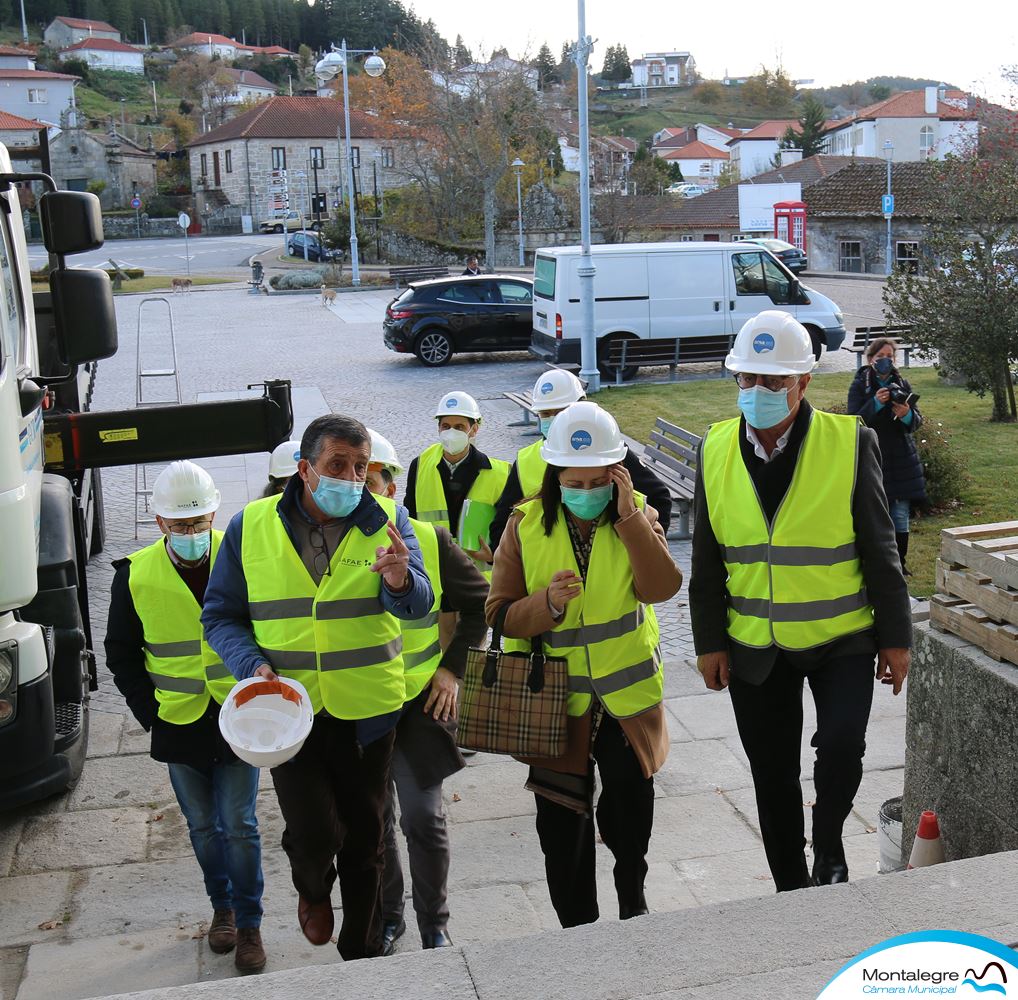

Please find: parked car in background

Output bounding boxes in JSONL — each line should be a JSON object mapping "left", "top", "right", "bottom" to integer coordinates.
{"left": 742, "top": 237, "right": 808, "bottom": 274}
{"left": 287, "top": 232, "right": 340, "bottom": 263}
{"left": 383, "top": 275, "right": 534, "bottom": 366}
{"left": 666, "top": 183, "right": 708, "bottom": 198}
{"left": 259, "top": 210, "right": 320, "bottom": 234}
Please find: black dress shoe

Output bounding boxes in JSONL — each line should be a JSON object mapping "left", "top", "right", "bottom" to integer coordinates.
{"left": 421, "top": 929, "right": 453, "bottom": 949}
{"left": 812, "top": 851, "right": 849, "bottom": 886}
{"left": 381, "top": 917, "right": 406, "bottom": 956}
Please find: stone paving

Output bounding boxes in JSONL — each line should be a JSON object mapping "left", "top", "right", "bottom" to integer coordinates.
{"left": 0, "top": 285, "right": 908, "bottom": 1000}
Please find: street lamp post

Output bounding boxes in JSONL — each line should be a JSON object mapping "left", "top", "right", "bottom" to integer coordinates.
{"left": 884, "top": 139, "right": 893, "bottom": 276}
{"left": 315, "top": 42, "right": 385, "bottom": 286}
{"left": 512, "top": 157, "right": 525, "bottom": 268}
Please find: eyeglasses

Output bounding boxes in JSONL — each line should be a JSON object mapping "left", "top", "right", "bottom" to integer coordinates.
{"left": 309, "top": 524, "right": 332, "bottom": 577}
{"left": 166, "top": 519, "right": 213, "bottom": 536}
{"left": 734, "top": 373, "right": 798, "bottom": 391}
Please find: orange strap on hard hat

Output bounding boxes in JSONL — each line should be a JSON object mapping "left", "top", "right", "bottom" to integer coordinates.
{"left": 232, "top": 680, "right": 303, "bottom": 707}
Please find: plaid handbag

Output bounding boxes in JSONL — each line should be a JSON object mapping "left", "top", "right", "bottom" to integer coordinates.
{"left": 458, "top": 603, "right": 569, "bottom": 758}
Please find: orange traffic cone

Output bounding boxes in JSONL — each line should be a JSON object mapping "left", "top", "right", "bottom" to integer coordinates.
{"left": 907, "top": 810, "right": 945, "bottom": 868}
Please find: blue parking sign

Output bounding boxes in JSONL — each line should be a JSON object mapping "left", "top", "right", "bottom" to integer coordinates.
{"left": 881, "top": 194, "right": 894, "bottom": 215}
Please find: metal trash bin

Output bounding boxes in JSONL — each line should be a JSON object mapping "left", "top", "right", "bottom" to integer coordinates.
{"left": 878, "top": 796, "right": 905, "bottom": 873}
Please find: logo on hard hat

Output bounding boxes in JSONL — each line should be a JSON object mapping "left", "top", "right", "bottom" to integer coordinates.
{"left": 540, "top": 381, "right": 554, "bottom": 395}
{"left": 753, "top": 333, "right": 776, "bottom": 354}
{"left": 570, "top": 429, "right": 592, "bottom": 451}
{"left": 445, "top": 397, "right": 458, "bottom": 407}
{"left": 291, "top": 449, "right": 300, "bottom": 461}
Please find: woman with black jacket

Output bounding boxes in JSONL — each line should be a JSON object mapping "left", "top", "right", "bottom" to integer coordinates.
{"left": 846, "top": 338, "right": 927, "bottom": 574}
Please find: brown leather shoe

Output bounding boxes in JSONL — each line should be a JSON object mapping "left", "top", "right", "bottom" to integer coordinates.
{"left": 235, "top": 927, "right": 266, "bottom": 974}
{"left": 207, "top": 908, "right": 236, "bottom": 954}
{"left": 297, "top": 895, "right": 334, "bottom": 946}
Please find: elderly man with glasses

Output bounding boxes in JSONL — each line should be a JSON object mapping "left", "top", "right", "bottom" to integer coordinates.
{"left": 689, "top": 311, "right": 911, "bottom": 893}
{"left": 202, "top": 414, "right": 433, "bottom": 962}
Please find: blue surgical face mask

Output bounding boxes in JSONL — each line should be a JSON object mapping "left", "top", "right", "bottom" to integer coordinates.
{"left": 310, "top": 466, "right": 364, "bottom": 518}
{"left": 560, "top": 483, "right": 613, "bottom": 521}
{"left": 873, "top": 357, "right": 894, "bottom": 375}
{"left": 539, "top": 416, "right": 554, "bottom": 437}
{"left": 738, "top": 385, "right": 792, "bottom": 430}
{"left": 168, "top": 530, "right": 211, "bottom": 562}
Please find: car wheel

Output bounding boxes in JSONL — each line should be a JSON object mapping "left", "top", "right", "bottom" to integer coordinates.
{"left": 273, "top": 225, "right": 284, "bottom": 234}
{"left": 415, "top": 330, "right": 453, "bottom": 366}
{"left": 598, "top": 334, "right": 639, "bottom": 383}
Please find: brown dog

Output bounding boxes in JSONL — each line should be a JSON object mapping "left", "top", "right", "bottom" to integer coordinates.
{"left": 321, "top": 284, "right": 337, "bottom": 306}
{"left": 172, "top": 277, "right": 192, "bottom": 293}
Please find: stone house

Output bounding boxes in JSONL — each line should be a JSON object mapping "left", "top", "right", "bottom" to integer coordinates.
{"left": 0, "top": 109, "right": 44, "bottom": 149}
{"left": 0, "top": 68, "right": 78, "bottom": 127}
{"left": 48, "top": 115, "right": 157, "bottom": 208}
{"left": 186, "top": 96, "right": 414, "bottom": 225}
{"left": 58, "top": 38, "right": 145, "bottom": 74}
{"left": 44, "top": 16, "right": 121, "bottom": 49}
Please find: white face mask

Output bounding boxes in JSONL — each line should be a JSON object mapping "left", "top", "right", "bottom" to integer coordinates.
{"left": 439, "top": 428, "right": 470, "bottom": 455}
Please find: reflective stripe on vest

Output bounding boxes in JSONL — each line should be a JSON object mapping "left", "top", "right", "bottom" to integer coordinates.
{"left": 507, "top": 494, "right": 663, "bottom": 719}
{"left": 127, "top": 531, "right": 228, "bottom": 723}
{"left": 413, "top": 442, "right": 510, "bottom": 580}
{"left": 701, "top": 410, "right": 875, "bottom": 650}
{"left": 240, "top": 494, "right": 405, "bottom": 719}
{"left": 516, "top": 439, "right": 546, "bottom": 498}
{"left": 401, "top": 517, "right": 444, "bottom": 701}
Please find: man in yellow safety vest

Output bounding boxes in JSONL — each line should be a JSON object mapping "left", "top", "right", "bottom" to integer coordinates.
{"left": 105, "top": 461, "right": 266, "bottom": 974}
{"left": 690, "top": 311, "right": 912, "bottom": 892}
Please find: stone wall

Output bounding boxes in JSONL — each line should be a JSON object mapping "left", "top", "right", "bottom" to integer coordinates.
{"left": 809, "top": 217, "right": 928, "bottom": 274}
{"left": 100, "top": 215, "right": 181, "bottom": 239}
{"left": 377, "top": 227, "right": 591, "bottom": 268}
{"left": 903, "top": 622, "right": 1018, "bottom": 863}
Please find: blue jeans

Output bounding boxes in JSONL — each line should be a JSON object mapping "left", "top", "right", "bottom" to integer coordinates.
{"left": 167, "top": 759, "right": 264, "bottom": 928}
{"left": 889, "top": 498, "right": 910, "bottom": 534}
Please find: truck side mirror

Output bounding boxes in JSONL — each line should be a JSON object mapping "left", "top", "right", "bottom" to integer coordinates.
{"left": 50, "top": 269, "right": 118, "bottom": 364}
{"left": 39, "top": 190, "right": 104, "bottom": 256}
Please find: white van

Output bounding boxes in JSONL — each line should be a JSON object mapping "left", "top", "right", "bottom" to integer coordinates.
{"left": 530, "top": 242, "right": 846, "bottom": 379}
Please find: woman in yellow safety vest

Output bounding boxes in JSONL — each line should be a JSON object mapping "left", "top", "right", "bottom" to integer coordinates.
{"left": 487, "top": 402, "right": 682, "bottom": 928}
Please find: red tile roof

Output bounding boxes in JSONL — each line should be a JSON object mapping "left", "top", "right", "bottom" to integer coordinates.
{"left": 0, "top": 68, "right": 78, "bottom": 80}
{"left": 221, "top": 67, "right": 276, "bottom": 89}
{"left": 246, "top": 45, "right": 296, "bottom": 57}
{"left": 187, "top": 96, "right": 397, "bottom": 145}
{"left": 0, "top": 110, "right": 44, "bottom": 130}
{"left": 804, "top": 161, "right": 945, "bottom": 217}
{"left": 54, "top": 15, "right": 118, "bottom": 32}
{"left": 836, "top": 88, "right": 974, "bottom": 124}
{"left": 599, "top": 135, "right": 638, "bottom": 152}
{"left": 60, "top": 38, "right": 142, "bottom": 54}
{"left": 0, "top": 45, "right": 34, "bottom": 56}
{"left": 729, "top": 120, "right": 800, "bottom": 142}
{"left": 660, "top": 140, "right": 730, "bottom": 160}
{"left": 712, "top": 126, "right": 744, "bottom": 138}
{"left": 172, "top": 32, "right": 241, "bottom": 49}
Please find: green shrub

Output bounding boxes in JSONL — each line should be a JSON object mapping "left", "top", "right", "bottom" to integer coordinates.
{"left": 270, "top": 269, "right": 328, "bottom": 290}
{"left": 915, "top": 418, "right": 967, "bottom": 512}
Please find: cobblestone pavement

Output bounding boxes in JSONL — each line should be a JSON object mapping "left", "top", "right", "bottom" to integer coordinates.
{"left": 0, "top": 286, "right": 907, "bottom": 1000}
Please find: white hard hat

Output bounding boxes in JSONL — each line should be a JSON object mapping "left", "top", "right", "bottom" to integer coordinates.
{"left": 532, "top": 369, "right": 586, "bottom": 411}
{"left": 368, "top": 428, "right": 404, "bottom": 476}
{"left": 218, "top": 676, "right": 314, "bottom": 768}
{"left": 151, "top": 461, "right": 220, "bottom": 518}
{"left": 268, "top": 440, "right": 301, "bottom": 479}
{"left": 434, "top": 390, "right": 482, "bottom": 422}
{"left": 540, "top": 401, "right": 628, "bottom": 468}
{"left": 725, "top": 310, "right": 816, "bottom": 376}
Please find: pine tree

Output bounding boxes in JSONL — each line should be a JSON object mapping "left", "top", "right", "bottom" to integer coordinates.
{"left": 780, "top": 95, "right": 828, "bottom": 158}
{"left": 613, "top": 44, "right": 631, "bottom": 82}
{"left": 453, "top": 33, "right": 472, "bottom": 67}
{"left": 600, "top": 43, "right": 616, "bottom": 80}
{"left": 535, "top": 42, "right": 557, "bottom": 89}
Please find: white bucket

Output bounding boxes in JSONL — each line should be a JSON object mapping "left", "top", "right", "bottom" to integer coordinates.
{"left": 878, "top": 796, "right": 905, "bottom": 873}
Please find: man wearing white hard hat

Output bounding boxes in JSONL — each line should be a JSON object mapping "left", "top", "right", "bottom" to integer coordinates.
{"left": 201, "top": 414, "right": 433, "bottom": 962}
{"left": 404, "top": 391, "right": 510, "bottom": 581}
{"left": 364, "top": 429, "right": 488, "bottom": 952}
{"left": 487, "top": 402, "right": 682, "bottom": 928}
{"left": 690, "top": 310, "right": 912, "bottom": 892}
{"left": 263, "top": 439, "right": 301, "bottom": 497}
{"left": 489, "top": 369, "right": 673, "bottom": 550}
{"left": 105, "top": 461, "right": 266, "bottom": 974}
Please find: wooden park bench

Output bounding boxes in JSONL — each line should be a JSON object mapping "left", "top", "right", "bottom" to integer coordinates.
{"left": 605, "top": 334, "right": 734, "bottom": 385}
{"left": 388, "top": 265, "right": 450, "bottom": 288}
{"left": 843, "top": 325, "right": 917, "bottom": 369}
{"left": 639, "top": 418, "right": 702, "bottom": 540}
{"left": 503, "top": 388, "right": 541, "bottom": 437}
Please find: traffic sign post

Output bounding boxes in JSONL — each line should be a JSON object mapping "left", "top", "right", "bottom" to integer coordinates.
{"left": 881, "top": 194, "right": 895, "bottom": 217}
{"left": 178, "top": 212, "right": 191, "bottom": 277}
{"left": 131, "top": 195, "right": 142, "bottom": 238}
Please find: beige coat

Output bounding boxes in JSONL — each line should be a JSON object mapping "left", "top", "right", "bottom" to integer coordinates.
{"left": 485, "top": 503, "right": 682, "bottom": 778}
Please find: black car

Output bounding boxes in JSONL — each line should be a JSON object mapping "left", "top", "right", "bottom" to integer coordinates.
{"left": 287, "top": 232, "right": 340, "bottom": 263}
{"left": 383, "top": 275, "right": 534, "bottom": 366}
{"left": 745, "top": 237, "right": 808, "bottom": 274}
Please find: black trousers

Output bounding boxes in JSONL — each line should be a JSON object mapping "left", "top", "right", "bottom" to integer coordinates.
{"left": 270, "top": 714, "right": 395, "bottom": 960}
{"left": 534, "top": 715, "right": 655, "bottom": 928}
{"left": 728, "top": 650, "right": 875, "bottom": 892}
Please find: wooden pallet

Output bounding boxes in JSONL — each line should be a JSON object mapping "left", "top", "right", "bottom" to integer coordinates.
{"left": 939, "top": 522, "right": 1018, "bottom": 592}
{"left": 935, "top": 559, "right": 1018, "bottom": 629}
{"left": 929, "top": 593, "right": 1018, "bottom": 667}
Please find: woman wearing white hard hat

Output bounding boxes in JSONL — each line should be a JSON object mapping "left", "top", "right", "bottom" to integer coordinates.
{"left": 263, "top": 440, "right": 301, "bottom": 498}
{"left": 104, "top": 460, "right": 268, "bottom": 973}
{"left": 490, "top": 370, "right": 673, "bottom": 550}
{"left": 690, "top": 310, "right": 911, "bottom": 893}
{"left": 487, "top": 402, "right": 682, "bottom": 928}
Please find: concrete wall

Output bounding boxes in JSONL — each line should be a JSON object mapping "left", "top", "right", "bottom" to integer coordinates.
{"left": 44, "top": 21, "right": 121, "bottom": 48}
{"left": 903, "top": 622, "right": 1018, "bottom": 863}
{"left": 0, "top": 78, "right": 75, "bottom": 126}
{"left": 59, "top": 49, "right": 144, "bottom": 73}
{"left": 808, "top": 216, "right": 928, "bottom": 273}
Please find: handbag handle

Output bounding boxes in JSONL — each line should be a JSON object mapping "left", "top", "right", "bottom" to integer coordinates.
{"left": 485, "top": 602, "right": 547, "bottom": 693}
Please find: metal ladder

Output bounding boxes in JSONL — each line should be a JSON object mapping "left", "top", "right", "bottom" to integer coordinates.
{"left": 134, "top": 297, "right": 182, "bottom": 537}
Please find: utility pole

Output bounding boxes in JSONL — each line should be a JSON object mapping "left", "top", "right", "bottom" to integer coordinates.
{"left": 140, "top": 17, "right": 148, "bottom": 47}
{"left": 19, "top": 0, "right": 28, "bottom": 44}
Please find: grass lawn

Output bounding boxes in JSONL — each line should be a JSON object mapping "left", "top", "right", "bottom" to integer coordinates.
{"left": 596, "top": 368, "right": 1018, "bottom": 598}
{"left": 32, "top": 276, "right": 233, "bottom": 294}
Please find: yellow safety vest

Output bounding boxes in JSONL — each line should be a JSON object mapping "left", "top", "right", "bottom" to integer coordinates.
{"left": 413, "top": 442, "right": 510, "bottom": 579}
{"left": 516, "top": 439, "right": 546, "bottom": 498}
{"left": 402, "top": 517, "right": 443, "bottom": 701}
{"left": 507, "top": 494, "right": 663, "bottom": 719}
{"left": 240, "top": 494, "right": 406, "bottom": 719}
{"left": 127, "top": 532, "right": 229, "bottom": 724}
{"left": 700, "top": 409, "right": 875, "bottom": 650}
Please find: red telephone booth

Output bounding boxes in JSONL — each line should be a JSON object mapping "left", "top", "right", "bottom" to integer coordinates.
{"left": 773, "top": 201, "right": 807, "bottom": 253}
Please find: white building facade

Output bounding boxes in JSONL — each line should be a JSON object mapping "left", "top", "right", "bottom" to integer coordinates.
{"left": 58, "top": 39, "right": 145, "bottom": 74}
{"left": 0, "top": 69, "right": 78, "bottom": 127}
{"left": 630, "top": 52, "right": 696, "bottom": 88}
